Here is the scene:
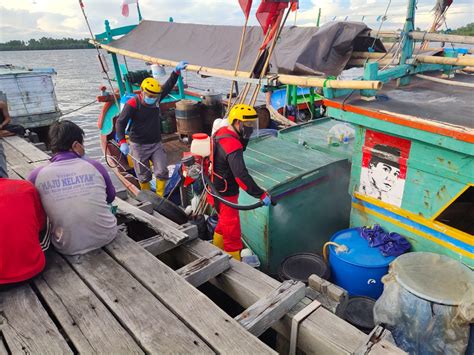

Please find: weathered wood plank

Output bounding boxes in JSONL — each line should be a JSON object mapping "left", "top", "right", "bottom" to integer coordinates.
{"left": 3, "top": 135, "right": 50, "bottom": 162}
{"left": 176, "top": 251, "right": 231, "bottom": 287}
{"left": 138, "top": 235, "right": 179, "bottom": 255}
{"left": 236, "top": 280, "right": 306, "bottom": 337}
{"left": 0, "top": 336, "right": 9, "bottom": 355}
{"left": 6, "top": 166, "right": 21, "bottom": 180}
{"left": 116, "top": 197, "right": 195, "bottom": 244}
{"left": 105, "top": 232, "right": 276, "bottom": 354}
{"left": 173, "top": 239, "right": 392, "bottom": 355}
{"left": 34, "top": 253, "right": 143, "bottom": 354}
{"left": 2, "top": 139, "right": 30, "bottom": 165}
{"left": 9, "top": 161, "right": 45, "bottom": 180}
{"left": 0, "top": 285, "right": 72, "bottom": 354}
{"left": 66, "top": 248, "right": 213, "bottom": 354}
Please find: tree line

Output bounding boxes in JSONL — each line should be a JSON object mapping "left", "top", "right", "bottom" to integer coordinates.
{"left": 450, "top": 23, "right": 474, "bottom": 36}
{"left": 0, "top": 37, "right": 94, "bottom": 51}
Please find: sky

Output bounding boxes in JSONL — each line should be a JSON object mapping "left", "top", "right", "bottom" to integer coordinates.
{"left": 0, "top": 0, "right": 473, "bottom": 42}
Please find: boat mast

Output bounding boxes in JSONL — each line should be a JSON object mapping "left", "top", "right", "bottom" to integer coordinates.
{"left": 400, "top": 0, "right": 416, "bottom": 63}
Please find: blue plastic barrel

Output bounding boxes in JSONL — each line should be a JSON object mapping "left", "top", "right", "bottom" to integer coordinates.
{"left": 328, "top": 228, "right": 395, "bottom": 299}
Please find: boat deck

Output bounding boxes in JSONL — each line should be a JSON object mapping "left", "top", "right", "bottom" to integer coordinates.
{"left": 0, "top": 136, "right": 404, "bottom": 354}
{"left": 328, "top": 71, "right": 474, "bottom": 130}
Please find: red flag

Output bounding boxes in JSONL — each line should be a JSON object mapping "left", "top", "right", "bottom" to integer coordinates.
{"left": 238, "top": 0, "right": 253, "bottom": 20}
{"left": 291, "top": 0, "right": 298, "bottom": 11}
{"left": 256, "top": 1, "right": 292, "bottom": 35}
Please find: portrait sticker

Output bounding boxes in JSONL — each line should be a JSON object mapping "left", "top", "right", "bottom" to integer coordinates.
{"left": 359, "top": 130, "right": 411, "bottom": 207}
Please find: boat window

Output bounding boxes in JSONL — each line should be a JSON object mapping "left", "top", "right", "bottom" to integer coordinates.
{"left": 435, "top": 186, "right": 474, "bottom": 235}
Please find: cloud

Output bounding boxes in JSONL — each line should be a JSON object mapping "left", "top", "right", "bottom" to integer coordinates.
{"left": 0, "top": 0, "right": 472, "bottom": 42}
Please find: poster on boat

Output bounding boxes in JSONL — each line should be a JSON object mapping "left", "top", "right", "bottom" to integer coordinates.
{"left": 359, "top": 130, "right": 411, "bottom": 207}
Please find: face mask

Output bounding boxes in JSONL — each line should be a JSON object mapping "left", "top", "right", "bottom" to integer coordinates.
{"left": 144, "top": 96, "right": 158, "bottom": 105}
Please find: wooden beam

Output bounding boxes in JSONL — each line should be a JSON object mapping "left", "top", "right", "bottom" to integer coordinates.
{"left": 104, "top": 232, "right": 276, "bottom": 354}
{"left": 177, "top": 251, "right": 231, "bottom": 287}
{"left": 172, "top": 239, "right": 404, "bottom": 354}
{"left": 138, "top": 234, "right": 188, "bottom": 255}
{"left": 235, "top": 280, "right": 306, "bottom": 337}
{"left": 34, "top": 253, "right": 143, "bottom": 354}
{"left": 115, "top": 197, "right": 195, "bottom": 244}
{"left": 66, "top": 248, "right": 213, "bottom": 354}
{"left": 0, "top": 285, "right": 72, "bottom": 354}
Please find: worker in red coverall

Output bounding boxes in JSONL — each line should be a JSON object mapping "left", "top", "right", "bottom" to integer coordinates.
{"left": 0, "top": 177, "right": 47, "bottom": 290}
{"left": 209, "top": 104, "right": 271, "bottom": 260}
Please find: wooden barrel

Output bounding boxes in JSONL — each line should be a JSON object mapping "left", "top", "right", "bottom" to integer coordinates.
{"left": 175, "top": 100, "right": 203, "bottom": 138}
{"left": 201, "top": 93, "right": 223, "bottom": 134}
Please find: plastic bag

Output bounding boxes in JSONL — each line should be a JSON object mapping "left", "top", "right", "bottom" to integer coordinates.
{"left": 374, "top": 253, "right": 473, "bottom": 354}
{"left": 328, "top": 123, "right": 355, "bottom": 141}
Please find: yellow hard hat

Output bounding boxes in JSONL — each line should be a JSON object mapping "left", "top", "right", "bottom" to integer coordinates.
{"left": 141, "top": 77, "right": 161, "bottom": 95}
{"left": 228, "top": 104, "right": 258, "bottom": 125}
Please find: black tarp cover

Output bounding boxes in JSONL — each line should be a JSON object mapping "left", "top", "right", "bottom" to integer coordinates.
{"left": 107, "top": 20, "right": 384, "bottom": 76}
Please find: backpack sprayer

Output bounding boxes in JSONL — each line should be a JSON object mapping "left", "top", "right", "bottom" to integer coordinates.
{"left": 182, "top": 133, "right": 267, "bottom": 211}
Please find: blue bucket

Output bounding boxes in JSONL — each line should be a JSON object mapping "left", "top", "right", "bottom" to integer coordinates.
{"left": 328, "top": 228, "right": 395, "bottom": 299}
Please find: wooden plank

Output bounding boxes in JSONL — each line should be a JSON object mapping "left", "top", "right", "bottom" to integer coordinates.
{"left": 235, "top": 280, "right": 306, "bottom": 337}
{"left": 66, "top": 248, "right": 213, "bottom": 354}
{"left": 104, "top": 232, "right": 276, "bottom": 354}
{"left": 138, "top": 235, "right": 180, "bottom": 255}
{"left": 173, "top": 239, "right": 393, "bottom": 355}
{"left": 116, "top": 197, "right": 195, "bottom": 244}
{"left": 10, "top": 161, "right": 45, "bottom": 180}
{"left": 6, "top": 167, "right": 21, "bottom": 180}
{"left": 2, "top": 135, "right": 50, "bottom": 162}
{"left": 2, "top": 139, "right": 30, "bottom": 165}
{"left": 34, "top": 253, "right": 143, "bottom": 354}
{"left": 176, "top": 251, "right": 231, "bottom": 287}
{"left": 0, "top": 336, "right": 9, "bottom": 355}
{"left": 0, "top": 285, "right": 72, "bottom": 354}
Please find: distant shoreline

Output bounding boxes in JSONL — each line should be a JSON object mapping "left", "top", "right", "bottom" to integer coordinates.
{"left": 0, "top": 38, "right": 94, "bottom": 52}
{"left": 0, "top": 46, "right": 93, "bottom": 52}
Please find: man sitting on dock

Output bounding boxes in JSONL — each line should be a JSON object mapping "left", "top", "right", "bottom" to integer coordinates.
{"left": 0, "top": 177, "right": 46, "bottom": 290}
{"left": 28, "top": 120, "right": 117, "bottom": 255}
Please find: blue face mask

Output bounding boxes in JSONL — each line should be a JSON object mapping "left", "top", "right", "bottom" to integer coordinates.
{"left": 144, "top": 96, "right": 157, "bottom": 105}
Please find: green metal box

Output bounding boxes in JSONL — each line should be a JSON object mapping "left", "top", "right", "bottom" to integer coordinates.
{"left": 239, "top": 136, "right": 351, "bottom": 275}
{"left": 278, "top": 118, "right": 354, "bottom": 161}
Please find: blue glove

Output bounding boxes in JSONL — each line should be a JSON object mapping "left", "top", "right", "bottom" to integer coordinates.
{"left": 261, "top": 193, "right": 272, "bottom": 207}
{"left": 175, "top": 60, "right": 188, "bottom": 73}
{"left": 120, "top": 142, "right": 130, "bottom": 155}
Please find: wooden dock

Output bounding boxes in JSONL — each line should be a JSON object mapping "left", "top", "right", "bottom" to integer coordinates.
{"left": 0, "top": 136, "right": 404, "bottom": 354}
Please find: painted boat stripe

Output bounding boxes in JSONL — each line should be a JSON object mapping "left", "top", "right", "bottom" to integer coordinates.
{"left": 353, "top": 193, "right": 473, "bottom": 245}
{"left": 352, "top": 197, "right": 474, "bottom": 252}
{"left": 352, "top": 202, "right": 473, "bottom": 259}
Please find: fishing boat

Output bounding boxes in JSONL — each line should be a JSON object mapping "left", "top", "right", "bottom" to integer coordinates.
{"left": 92, "top": 0, "right": 473, "bottom": 269}
{"left": 0, "top": 64, "right": 61, "bottom": 140}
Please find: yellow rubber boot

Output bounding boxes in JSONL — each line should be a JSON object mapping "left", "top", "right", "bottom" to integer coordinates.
{"left": 126, "top": 155, "right": 134, "bottom": 168}
{"left": 139, "top": 181, "right": 151, "bottom": 190}
{"left": 212, "top": 232, "right": 224, "bottom": 250}
{"left": 226, "top": 250, "right": 241, "bottom": 261}
{"left": 156, "top": 178, "right": 166, "bottom": 197}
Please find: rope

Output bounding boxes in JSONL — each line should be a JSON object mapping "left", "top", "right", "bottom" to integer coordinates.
{"left": 61, "top": 99, "right": 97, "bottom": 117}
{"left": 78, "top": 0, "right": 120, "bottom": 111}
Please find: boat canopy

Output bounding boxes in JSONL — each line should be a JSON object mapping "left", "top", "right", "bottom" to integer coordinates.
{"left": 105, "top": 20, "right": 385, "bottom": 76}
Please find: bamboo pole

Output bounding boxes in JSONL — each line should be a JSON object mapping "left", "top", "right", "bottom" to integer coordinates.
{"left": 250, "top": 8, "right": 291, "bottom": 106}
{"left": 415, "top": 55, "right": 474, "bottom": 67}
{"left": 415, "top": 74, "right": 474, "bottom": 88}
{"left": 371, "top": 30, "right": 474, "bottom": 45}
{"left": 351, "top": 51, "right": 394, "bottom": 59}
{"left": 227, "top": 17, "right": 249, "bottom": 112}
{"left": 348, "top": 58, "right": 397, "bottom": 66}
{"left": 94, "top": 41, "right": 383, "bottom": 90}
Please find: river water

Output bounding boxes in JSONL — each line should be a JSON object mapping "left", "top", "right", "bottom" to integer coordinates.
{"left": 1, "top": 48, "right": 233, "bottom": 162}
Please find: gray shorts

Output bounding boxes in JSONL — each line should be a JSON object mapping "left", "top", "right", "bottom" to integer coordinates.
{"left": 129, "top": 141, "right": 168, "bottom": 182}
{"left": 0, "top": 141, "right": 7, "bottom": 178}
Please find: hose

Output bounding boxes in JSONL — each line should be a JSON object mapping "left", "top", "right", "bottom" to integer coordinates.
{"left": 323, "top": 242, "right": 348, "bottom": 264}
{"left": 200, "top": 160, "right": 266, "bottom": 211}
